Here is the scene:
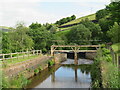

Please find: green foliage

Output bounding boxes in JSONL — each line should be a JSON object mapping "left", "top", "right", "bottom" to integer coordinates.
{"left": 2, "top": 23, "right": 34, "bottom": 53}
{"left": 98, "top": 18, "right": 113, "bottom": 42}
{"left": 49, "top": 25, "right": 57, "bottom": 34}
{"left": 48, "top": 60, "right": 55, "bottom": 67}
{"left": 107, "top": 22, "right": 120, "bottom": 43}
{"left": 34, "top": 69, "right": 39, "bottom": 74}
{"left": 67, "top": 24, "right": 91, "bottom": 45}
{"left": 101, "top": 48, "right": 110, "bottom": 56}
{"left": 55, "top": 15, "right": 76, "bottom": 25}
{"left": 106, "top": 63, "right": 119, "bottom": 88}
{"left": 101, "top": 44, "right": 106, "bottom": 48}
{"left": 96, "top": 9, "right": 109, "bottom": 20}
{"left": 62, "top": 14, "right": 95, "bottom": 26}
{"left": 38, "top": 66, "right": 42, "bottom": 71}
{"left": 29, "top": 22, "right": 41, "bottom": 29}
{"left": 2, "top": 32, "right": 12, "bottom": 53}
{"left": 2, "top": 74, "right": 30, "bottom": 88}
{"left": 81, "top": 19, "right": 102, "bottom": 44}
{"left": 106, "top": 1, "right": 120, "bottom": 23}
{"left": 91, "top": 60, "right": 102, "bottom": 88}
{"left": 96, "top": 48, "right": 112, "bottom": 62}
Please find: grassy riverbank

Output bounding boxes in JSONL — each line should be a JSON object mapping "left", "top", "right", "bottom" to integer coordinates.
{"left": 2, "top": 55, "right": 42, "bottom": 68}
{"left": 91, "top": 46, "right": 119, "bottom": 88}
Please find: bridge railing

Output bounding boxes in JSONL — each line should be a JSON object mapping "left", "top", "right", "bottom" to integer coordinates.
{"left": 0, "top": 50, "right": 42, "bottom": 61}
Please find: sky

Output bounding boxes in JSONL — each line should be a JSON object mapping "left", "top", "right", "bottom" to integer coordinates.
{"left": 0, "top": 0, "right": 111, "bottom": 27}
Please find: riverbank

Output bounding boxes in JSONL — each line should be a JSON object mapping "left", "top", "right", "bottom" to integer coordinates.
{"left": 91, "top": 47, "right": 119, "bottom": 88}
{"left": 2, "top": 53, "right": 67, "bottom": 88}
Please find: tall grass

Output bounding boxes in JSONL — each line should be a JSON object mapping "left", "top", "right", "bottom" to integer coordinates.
{"left": 2, "top": 74, "right": 31, "bottom": 88}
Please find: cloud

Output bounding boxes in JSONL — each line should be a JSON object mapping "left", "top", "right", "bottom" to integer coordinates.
{"left": 0, "top": 0, "right": 110, "bottom": 27}
{"left": 0, "top": 0, "right": 60, "bottom": 27}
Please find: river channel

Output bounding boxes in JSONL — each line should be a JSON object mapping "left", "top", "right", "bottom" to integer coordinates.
{"left": 26, "top": 58, "right": 93, "bottom": 88}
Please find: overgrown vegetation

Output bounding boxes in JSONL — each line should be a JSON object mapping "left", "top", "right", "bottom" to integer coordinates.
{"left": 48, "top": 60, "right": 55, "bottom": 67}
{"left": 2, "top": 74, "right": 30, "bottom": 88}
{"left": 91, "top": 46, "right": 119, "bottom": 88}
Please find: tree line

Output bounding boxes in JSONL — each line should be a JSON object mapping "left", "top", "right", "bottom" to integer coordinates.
{"left": 2, "top": 1, "right": 120, "bottom": 54}
{"left": 55, "top": 15, "right": 76, "bottom": 25}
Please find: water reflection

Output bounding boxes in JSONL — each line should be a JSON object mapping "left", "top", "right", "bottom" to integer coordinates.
{"left": 26, "top": 64, "right": 92, "bottom": 88}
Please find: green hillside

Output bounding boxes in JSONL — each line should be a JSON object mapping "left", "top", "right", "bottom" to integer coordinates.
{"left": 61, "top": 14, "right": 95, "bottom": 26}
{"left": 0, "top": 26, "right": 11, "bottom": 32}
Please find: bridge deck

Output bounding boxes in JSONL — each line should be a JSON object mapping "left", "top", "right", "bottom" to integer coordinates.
{"left": 52, "top": 45, "right": 100, "bottom": 48}
{"left": 54, "top": 50, "right": 97, "bottom": 53}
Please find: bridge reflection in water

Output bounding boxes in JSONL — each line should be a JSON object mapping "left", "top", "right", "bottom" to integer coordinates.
{"left": 26, "top": 61, "right": 92, "bottom": 88}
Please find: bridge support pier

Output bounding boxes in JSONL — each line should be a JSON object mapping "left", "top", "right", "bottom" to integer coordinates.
{"left": 74, "top": 47, "right": 78, "bottom": 65}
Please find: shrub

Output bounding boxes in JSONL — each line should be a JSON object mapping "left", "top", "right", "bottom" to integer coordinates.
{"left": 48, "top": 60, "right": 55, "bottom": 67}
{"left": 102, "top": 48, "right": 110, "bottom": 56}
{"left": 34, "top": 69, "right": 39, "bottom": 74}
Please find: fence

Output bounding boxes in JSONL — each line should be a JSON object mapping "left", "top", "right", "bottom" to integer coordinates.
{"left": 0, "top": 50, "right": 42, "bottom": 61}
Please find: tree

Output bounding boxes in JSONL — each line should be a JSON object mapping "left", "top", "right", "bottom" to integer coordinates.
{"left": 71, "top": 15, "right": 76, "bottom": 20}
{"left": 98, "top": 18, "right": 114, "bottom": 42}
{"left": 2, "top": 32, "right": 12, "bottom": 53}
{"left": 49, "top": 25, "right": 57, "bottom": 34}
{"left": 29, "top": 22, "right": 41, "bottom": 29}
{"left": 96, "top": 9, "right": 109, "bottom": 20}
{"left": 81, "top": 19, "right": 103, "bottom": 44}
{"left": 28, "top": 25, "right": 52, "bottom": 52}
{"left": 107, "top": 22, "right": 120, "bottom": 43}
{"left": 106, "top": 1, "right": 120, "bottom": 23}
{"left": 67, "top": 24, "right": 92, "bottom": 45}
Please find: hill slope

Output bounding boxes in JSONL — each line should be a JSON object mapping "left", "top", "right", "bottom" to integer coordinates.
{"left": 61, "top": 14, "right": 95, "bottom": 26}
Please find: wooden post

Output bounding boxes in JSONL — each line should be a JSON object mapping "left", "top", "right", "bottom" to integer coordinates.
{"left": 37, "top": 50, "right": 38, "bottom": 55}
{"left": 116, "top": 53, "right": 119, "bottom": 68}
{"left": 40, "top": 50, "right": 42, "bottom": 56}
{"left": 23, "top": 52, "right": 25, "bottom": 59}
{"left": 10, "top": 53, "right": 12, "bottom": 59}
{"left": 3, "top": 54, "right": 5, "bottom": 60}
{"left": 74, "top": 47, "right": 78, "bottom": 65}
{"left": 28, "top": 51, "right": 30, "bottom": 57}
{"left": 17, "top": 52, "right": 19, "bottom": 59}
{"left": 51, "top": 46, "right": 54, "bottom": 56}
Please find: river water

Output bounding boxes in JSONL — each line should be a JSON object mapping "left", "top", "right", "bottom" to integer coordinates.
{"left": 26, "top": 59, "right": 92, "bottom": 88}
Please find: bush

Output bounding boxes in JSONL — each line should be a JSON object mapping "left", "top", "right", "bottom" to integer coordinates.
{"left": 48, "top": 60, "right": 55, "bottom": 67}
{"left": 102, "top": 48, "right": 110, "bottom": 56}
{"left": 34, "top": 69, "right": 39, "bottom": 74}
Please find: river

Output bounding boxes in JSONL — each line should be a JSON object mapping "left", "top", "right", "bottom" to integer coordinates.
{"left": 26, "top": 58, "right": 93, "bottom": 88}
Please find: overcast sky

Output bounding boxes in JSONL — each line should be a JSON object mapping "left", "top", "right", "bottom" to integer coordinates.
{"left": 0, "top": 0, "right": 111, "bottom": 27}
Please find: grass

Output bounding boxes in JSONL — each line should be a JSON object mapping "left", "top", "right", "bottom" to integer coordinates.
{"left": 2, "top": 55, "right": 41, "bottom": 68}
{"left": 0, "top": 26, "right": 11, "bottom": 29}
{"left": 56, "top": 29, "right": 70, "bottom": 37}
{"left": 112, "top": 43, "right": 120, "bottom": 53}
{"left": 61, "top": 13, "right": 95, "bottom": 26}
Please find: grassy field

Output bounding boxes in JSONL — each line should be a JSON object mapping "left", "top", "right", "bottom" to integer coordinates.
{"left": 2, "top": 55, "right": 41, "bottom": 68}
{"left": 56, "top": 29, "right": 70, "bottom": 37}
{"left": 61, "top": 14, "right": 95, "bottom": 26}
